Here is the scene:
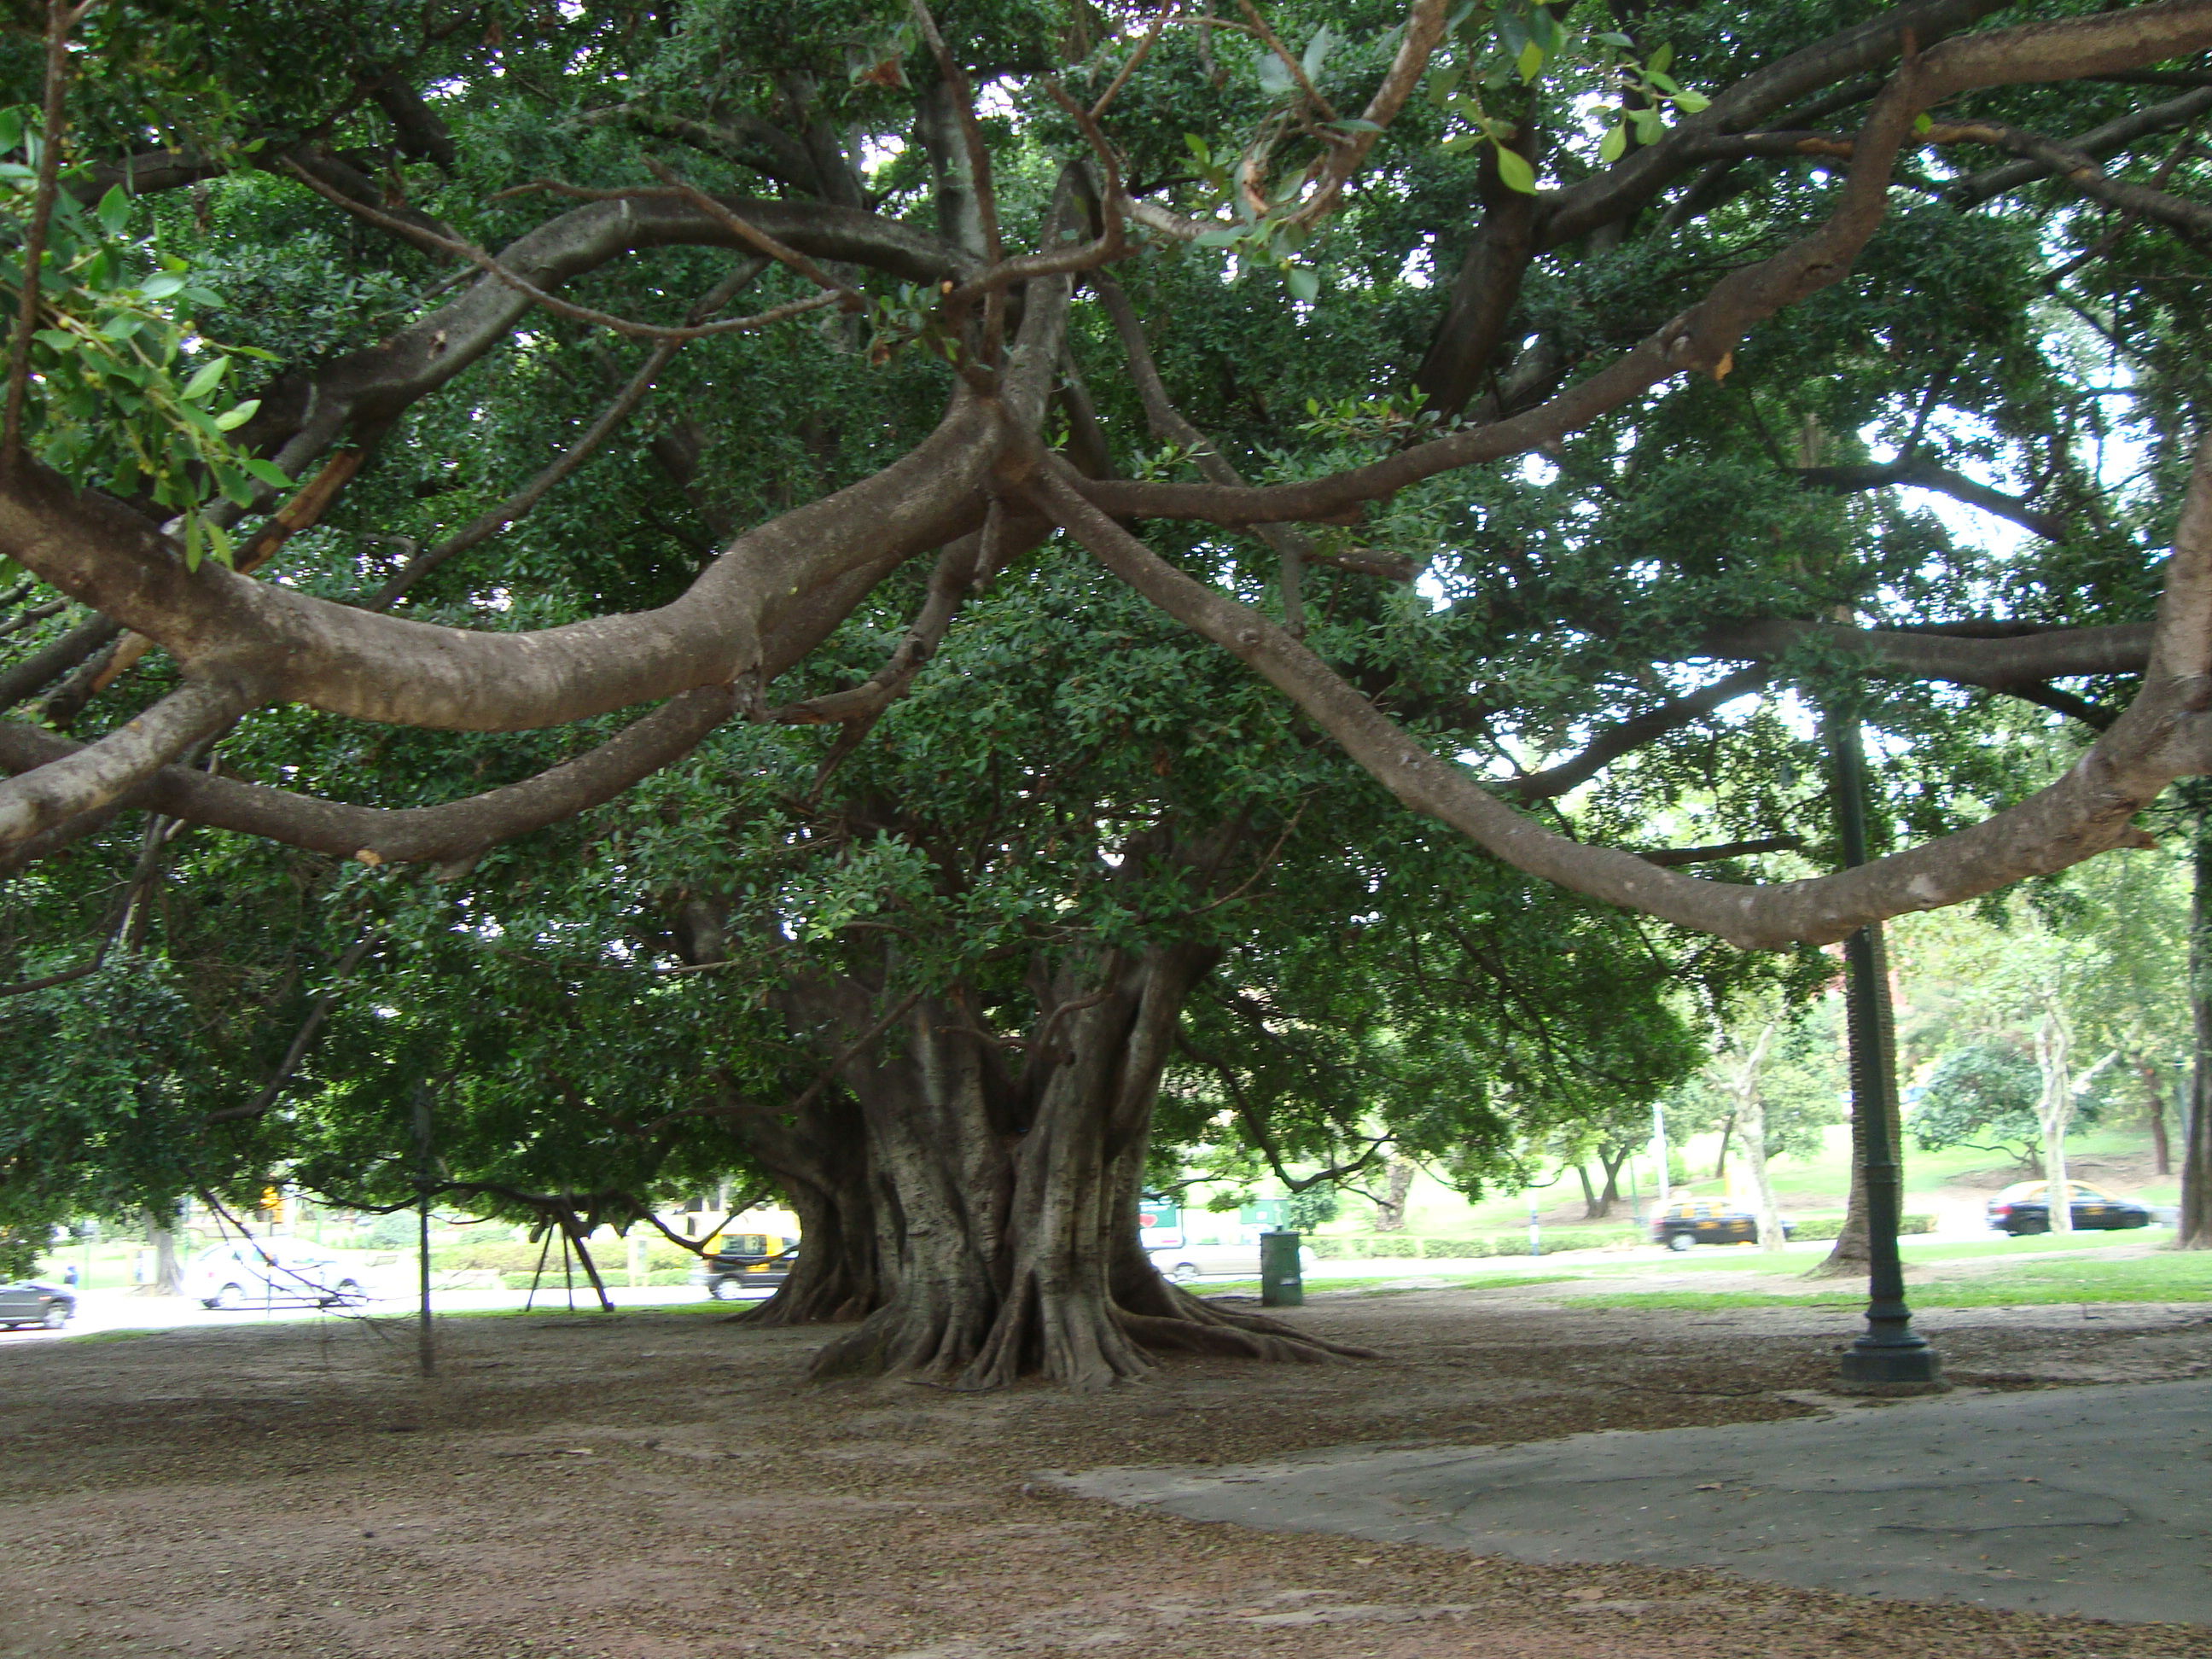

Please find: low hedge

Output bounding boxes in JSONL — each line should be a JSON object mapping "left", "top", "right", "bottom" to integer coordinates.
{"left": 497, "top": 1267, "right": 701, "bottom": 1291}
{"left": 1787, "top": 1214, "right": 1936, "bottom": 1242}
{"left": 1307, "top": 1229, "right": 1637, "bottom": 1260}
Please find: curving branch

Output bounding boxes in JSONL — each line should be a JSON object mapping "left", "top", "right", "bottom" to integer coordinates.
{"left": 1955, "top": 83, "right": 2212, "bottom": 206}
{"left": 1031, "top": 419, "right": 2212, "bottom": 952}
{"left": 372, "top": 257, "right": 773, "bottom": 608}
{"left": 0, "top": 387, "right": 1001, "bottom": 732}
{"left": 1793, "top": 458, "right": 2070, "bottom": 539}
{"left": 0, "top": 673, "right": 263, "bottom": 861}
{"left": 1499, "top": 667, "right": 1773, "bottom": 801}
{"left": 0, "top": 684, "right": 740, "bottom": 868}
{"left": 1095, "top": 2, "right": 2212, "bottom": 530}
{"left": 1696, "top": 618, "right": 2153, "bottom": 690}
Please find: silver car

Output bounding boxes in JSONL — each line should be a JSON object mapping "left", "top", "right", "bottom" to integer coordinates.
{"left": 191, "top": 1241, "right": 371, "bottom": 1309}
{"left": 1145, "top": 1242, "right": 1318, "bottom": 1283}
{"left": 0, "top": 1280, "right": 74, "bottom": 1330}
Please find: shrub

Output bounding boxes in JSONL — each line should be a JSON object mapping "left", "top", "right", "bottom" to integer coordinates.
{"left": 1786, "top": 1214, "right": 1934, "bottom": 1242}
{"left": 1306, "top": 1230, "right": 1636, "bottom": 1260}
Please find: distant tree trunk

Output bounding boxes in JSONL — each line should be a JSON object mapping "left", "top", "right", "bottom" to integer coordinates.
{"left": 1725, "top": 1025, "right": 1786, "bottom": 1255}
{"left": 2183, "top": 804, "right": 2212, "bottom": 1249}
{"left": 1373, "top": 1157, "right": 1416, "bottom": 1232}
{"left": 1576, "top": 1162, "right": 1608, "bottom": 1220}
{"left": 141, "top": 1206, "right": 184, "bottom": 1295}
{"left": 1598, "top": 1147, "right": 1629, "bottom": 1214}
{"left": 1712, "top": 1110, "right": 1736, "bottom": 1182}
{"left": 2138, "top": 1060, "right": 2172, "bottom": 1178}
{"left": 2034, "top": 1002, "right": 2075, "bottom": 1236}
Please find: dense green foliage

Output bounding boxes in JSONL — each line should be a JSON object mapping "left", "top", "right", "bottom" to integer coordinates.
{"left": 2, "top": 0, "right": 2207, "bottom": 1279}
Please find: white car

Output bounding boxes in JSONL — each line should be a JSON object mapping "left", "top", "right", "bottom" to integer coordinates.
{"left": 1146, "top": 1242, "right": 1320, "bottom": 1282}
{"left": 190, "top": 1240, "right": 372, "bottom": 1310}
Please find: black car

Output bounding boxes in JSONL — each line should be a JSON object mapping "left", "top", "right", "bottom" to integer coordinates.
{"left": 1650, "top": 1199, "right": 1793, "bottom": 1252}
{"left": 0, "top": 1280, "right": 75, "bottom": 1330}
{"left": 690, "top": 1233, "right": 798, "bottom": 1301}
{"left": 1987, "top": 1181, "right": 2153, "bottom": 1235}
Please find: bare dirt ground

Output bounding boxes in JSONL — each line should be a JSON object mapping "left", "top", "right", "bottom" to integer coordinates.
{"left": 3, "top": 1287, "right": 2209, "bottom": 1659}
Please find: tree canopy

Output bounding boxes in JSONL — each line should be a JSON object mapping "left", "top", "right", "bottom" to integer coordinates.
{"left": 5, "top": 0, "right": 2212, "bottom": 1370}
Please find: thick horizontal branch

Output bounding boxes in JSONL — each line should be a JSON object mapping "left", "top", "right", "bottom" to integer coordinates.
{"left": 1955, "top": 83, "right": 2212, "bottom": 205}
{"left": 1698, "top": 618, "right": 2153, "bottom": 690}
{"left": 1639, "top": 836, "right": 1804, "bottom": 867}
{"left": 1795, "top": 458, "right": 2069, "bottom": 538}
{"left": 0, "top": 391, "right": 1000, "bottom": 731}
{"left": 0, "top": 684, "right": 738, "bottom": 867}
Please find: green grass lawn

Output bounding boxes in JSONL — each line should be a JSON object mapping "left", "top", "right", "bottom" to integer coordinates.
{"left": 1408, "top": 1117, "right": 2174, "bottom": 1241}
{"left": 1200, "top": 1273, "right": 1576, "bottom": 1299}
{"left": 1564, "top": 1249, "right": 2212, "bottom": 1311}
{"left": 1563, "top": 1229, "right": 2171, "bottom": 1278}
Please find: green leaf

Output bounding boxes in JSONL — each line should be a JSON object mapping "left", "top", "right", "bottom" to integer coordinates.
{"left": 0, "top": 108, "right": 22, "bottom": 154}
{"left": 212, "top": 398, "right": 261, "bottom": 432}
{"left": 1192, "top": 224, "right": 1245, "bottom": 247}
{"left": 1674, "top": 90, "right": 1710, "bottom": 114}
{"left": 183, "top": 513, "right": 204, "bottom": 572}
{"left": 1493, "top": 143, "right": 1537, "bottom": 195}
{"left": 1256, "top": 54, "right": 1296, "bottom": 98}
{"left": 1516, "top": 40, "right": 1544, "bottom": 83}
{"left": 1913, "top": 112, "right": 1934, "bottom": 134}
{"left": 96, "top": 184, "right": 130, "bottom": 237}
{"left": 1648, "top": 42, "right": 1674, "bottom": 73}
{"left": 205, "top": 520, "right": 235, "bottom": 568}
{"left": 1301, "top": 25, "right": 1333, "bottom": 79}
{"left": 1184, "top": 133, "right": 1211, "bottom": 165}
{"left": 137, "top": 272, "right": 186, "bottom": 300}
{"left": 1631, "top": 107, "right": 1667, "bottom": 144}
{"left": 32, "top": 329, "right": 76, "bottom": 352}
{"left": 242, "top": 457, "right": 292, "bottom": 491}
{"left": 1599, "top": 122, "right": 1628, "bottom": 165}
{"left": 1284, "top": 264, "right": 1320, "bottom": 302}
{"left": 1440, "top": 131, "right": 1482, "bottom": 154}
{"left": 1596, "top": 32, "right": 1634, "bottom": 49}
{"left": 180, "top": 356, "right": 230, "bottom": 402}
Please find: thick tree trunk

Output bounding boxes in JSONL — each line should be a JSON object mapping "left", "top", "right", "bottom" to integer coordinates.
{"left": 2182, "top": 806, "right": 2212, "bottom": 1249}
{"left": 726, "top": 947, "right": 1368, "bottom": 1388}
{"left": 715, "top": 1087, "right": 888, "bottom": 1327}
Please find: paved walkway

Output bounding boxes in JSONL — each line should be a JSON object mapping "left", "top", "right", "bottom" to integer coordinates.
{"left": 1054, "top": 1379, "right": 2212, "bottom": 1626}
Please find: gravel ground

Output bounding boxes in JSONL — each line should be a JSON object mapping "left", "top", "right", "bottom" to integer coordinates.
{"left": 3, "top": 1284, "right": 2208, "bottom": 1659}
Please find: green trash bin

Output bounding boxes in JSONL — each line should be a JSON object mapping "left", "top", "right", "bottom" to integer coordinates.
{"left": 1259, "top": 1231, "right": 1303, "bottom": 1307}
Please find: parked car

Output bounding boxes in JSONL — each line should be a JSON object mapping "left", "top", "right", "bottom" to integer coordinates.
{"left": 690, "top": 1234, "right": 798, "bottom": 1300}
{"left": 190, "top": 1239, "right": 371, "bottom": 1309}
{"left": 0, "top": 1280, "right": 74, "bottom": 1330}
{"left": 1987, "top": 1181, "right": 2153, "bottom": 1235}
{"left": 1145, "top": 1241, "right": 1319, "bottom": 1282}
{"left": 1650, "top": 1198, "right": 1793, "bottom": 1252}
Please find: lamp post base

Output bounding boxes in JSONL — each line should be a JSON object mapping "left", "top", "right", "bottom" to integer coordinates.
{"left": 1838, "top": 1338, "right": 1946, "bottom": 1393}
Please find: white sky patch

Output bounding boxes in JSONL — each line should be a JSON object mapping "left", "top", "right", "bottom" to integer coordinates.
{"left": 1399, "top": 236, "right": 1435, "bottom": 290}
{"left": 861, "top": 132, "right": 906, "bottom": 176}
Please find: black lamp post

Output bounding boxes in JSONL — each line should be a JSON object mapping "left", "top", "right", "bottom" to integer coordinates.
{"left": 1826, "top": 704, "right": 1944, "bottom": 1390}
